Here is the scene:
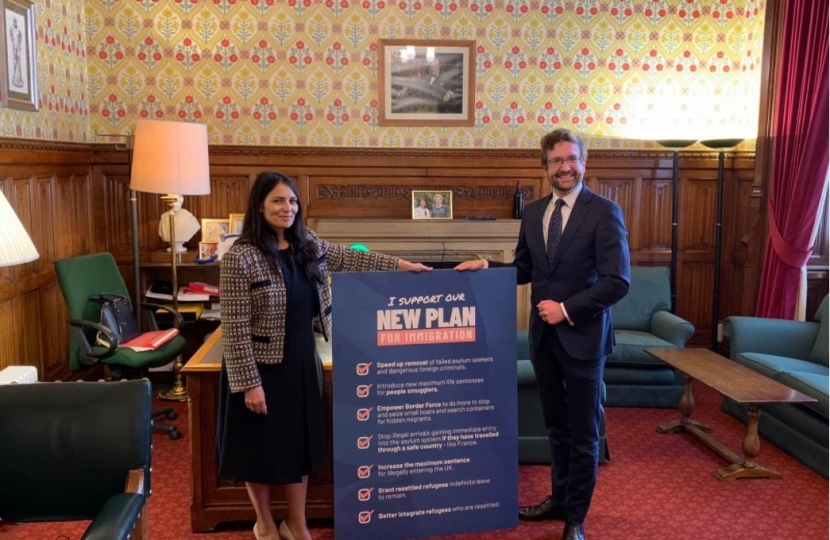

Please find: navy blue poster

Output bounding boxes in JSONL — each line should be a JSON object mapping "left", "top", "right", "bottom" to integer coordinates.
{"left": 331, "top": 268, "right": 517, "bottom": 540}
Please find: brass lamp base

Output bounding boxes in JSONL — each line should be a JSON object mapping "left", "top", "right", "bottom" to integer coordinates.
{"left": 158, "top": 356, "right": 188, "bottom": 402}
{"left": 158, "top": 382, "right": 188, "bottom": 402}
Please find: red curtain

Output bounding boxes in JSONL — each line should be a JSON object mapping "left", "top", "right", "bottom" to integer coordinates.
{"left": 756, "top": 0, "right": 829, "bottom": 319}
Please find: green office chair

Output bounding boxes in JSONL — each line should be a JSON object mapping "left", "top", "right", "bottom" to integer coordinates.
{"left": 55, "top": 252, "right": 187, "bottom": 440}
{"left": 0, "top": 380, "right": 152, "bottom": 540}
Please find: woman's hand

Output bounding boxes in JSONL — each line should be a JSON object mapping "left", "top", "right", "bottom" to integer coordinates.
{"left": 398, "top": 260, "right": 433, "bottom": 272}
{"left": 455, "top": 260, "right": 488, "bottom": 271}
{"left": 244, "top": 386, "right": 267, "bottom": 415}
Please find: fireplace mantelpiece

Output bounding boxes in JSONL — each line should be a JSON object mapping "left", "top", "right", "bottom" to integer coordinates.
{"left": 307, "top": 219, "right": 530, "bottom": 330}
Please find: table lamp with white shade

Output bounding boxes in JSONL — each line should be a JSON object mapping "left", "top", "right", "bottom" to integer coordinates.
{"left": 0, "top": 190, "right": 39, "bottom": 267}
{"left": 129, "top": 119, "right": 211, "bottom": 401}
{"left": 0, "top": 189, "right": 40, "bottom": 380}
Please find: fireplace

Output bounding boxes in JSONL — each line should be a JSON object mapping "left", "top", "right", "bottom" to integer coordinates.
{"left": 307, "top": 219, "right": 530, "bottom": 330}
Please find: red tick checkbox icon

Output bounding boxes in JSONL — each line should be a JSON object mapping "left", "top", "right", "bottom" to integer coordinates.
{"left": 356, "top": 384, "right": 372, "bottom": 398}
{"left": 357, "top": 407, "right": 372, "bottom": 421}
{"left": 357, "top": 435, "right": 373, "bottom": 449}
{"left": 358, "top": 488, "right": 373, "bottom": 501}
{"left": 357, "top": 465, "right": 374, "bottom": 478}
{"left": 356, "top": 362, "right": 372, "bottom": 375}
{"left": 358, "top": 510, "right": 374, "bottom": 524}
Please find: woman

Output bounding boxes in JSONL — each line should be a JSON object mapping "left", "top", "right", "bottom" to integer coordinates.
{"left": 431, "top": 193, "right": 450, "bottom": 218}
{"left": 413, "top": 197, "right": 431, "bottom": 218}
{"left": 217, "top": 172, "right": 429, "bottom": 540}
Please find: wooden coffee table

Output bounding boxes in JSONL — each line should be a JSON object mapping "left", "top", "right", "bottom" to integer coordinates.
{"left": 645, "top": 348, "right": 816, "bottom": 481}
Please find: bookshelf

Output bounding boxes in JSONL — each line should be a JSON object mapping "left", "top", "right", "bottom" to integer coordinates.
{"left": 138, "top": 252, "right": 221, "bottom": 364}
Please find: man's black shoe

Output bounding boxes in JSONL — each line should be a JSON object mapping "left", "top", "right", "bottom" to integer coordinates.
{"left": 517, "top": 495, "right": 567, "bottom": 521}
{"left": 563, "top": 522, "right": 585, "bottom": 540}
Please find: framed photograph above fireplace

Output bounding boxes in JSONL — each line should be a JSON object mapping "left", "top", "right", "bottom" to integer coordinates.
{"left": 379, "top": 39, "right": 475, "bottom": 127}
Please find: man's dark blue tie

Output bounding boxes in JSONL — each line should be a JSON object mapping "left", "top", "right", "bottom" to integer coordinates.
{"left": 547, "top": 198, "right": 565, "bottom": 267}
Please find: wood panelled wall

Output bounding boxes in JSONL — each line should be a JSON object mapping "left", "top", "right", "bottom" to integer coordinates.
{"left": 3, "top": 139, "right": 827, "bottom": 381}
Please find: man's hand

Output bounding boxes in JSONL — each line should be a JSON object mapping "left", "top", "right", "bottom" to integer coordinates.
{"left": 244, "top": 386, "right": 267, "bottom": 415}
{"left": 398, "top": 260, "right": 432, "bottom": 272}
{"left": 537, "top": 300, "right": 566, "bottom": 325}
{"left": 454, "top": 260, "right": 488, "bottom": 271}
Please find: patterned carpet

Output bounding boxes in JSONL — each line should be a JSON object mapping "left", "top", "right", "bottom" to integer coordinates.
{"left": 1, "top": 385, "right": 827, "bottom": 540}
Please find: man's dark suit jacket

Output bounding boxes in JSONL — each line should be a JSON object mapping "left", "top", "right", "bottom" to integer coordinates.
{"left": 509, "top": 185, "right": 630, "bottom": 360}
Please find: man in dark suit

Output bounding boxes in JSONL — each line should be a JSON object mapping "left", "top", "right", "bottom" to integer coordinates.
{"left": 456, "top": 128, "right": 630, "bottom": 540}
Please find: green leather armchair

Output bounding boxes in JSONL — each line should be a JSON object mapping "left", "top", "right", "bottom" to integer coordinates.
{"left": 721, "top": 295, "right": 829, "bottom": 478}
{"left": 605, "top": 266, "right": 695, "bottom": 407}
{"left": 517, "top": 330, "right": 610, "bottom": 464}
{"left": 0, "top": 380, "right": 152, "bottom": 540}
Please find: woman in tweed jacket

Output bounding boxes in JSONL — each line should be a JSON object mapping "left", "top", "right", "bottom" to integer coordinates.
{"left": 216, "top": 172, "right": 429, "bottom": 540}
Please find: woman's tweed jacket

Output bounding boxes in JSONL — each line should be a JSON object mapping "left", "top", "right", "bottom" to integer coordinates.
{"left": 220, "top": 230, "right": 400, "bottom": 393}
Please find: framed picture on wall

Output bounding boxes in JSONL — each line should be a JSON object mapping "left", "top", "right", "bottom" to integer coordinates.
{"left": 378, "top": 39, "right": 475, "bottom": 127}
{"left": 0, "top": 0, "right": 38, "bottom": 111}
{"left": 229, "top": 213, "right": 245, "bottom": 234}
{"left": 411, "top": 190, "right": 453, "bottom": 220}
{"left": 201, "top": 219, "right": 229, "bottom": 243}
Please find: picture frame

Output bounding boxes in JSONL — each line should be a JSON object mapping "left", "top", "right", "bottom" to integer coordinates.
{"left": 228, "top": 213, "right": 245, "bottom": 234}
{"left": 199, "top": 242, "right": 218, "bottom": 259}
{"left": 0, "top": 0, "right": 38, "bottom": 111}
{"left": 379, "top": 39, "right": 475, "bottom": 127}
{"left": 201, "top": 219, "right": 229, "bottom": 243}
{"left": 411, "top": 190, "right": 453, "bottom": 220}
{"left": 217, "top": 232, "right": 240, "bottom": 261}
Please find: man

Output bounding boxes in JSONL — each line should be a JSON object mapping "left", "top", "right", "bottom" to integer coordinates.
{"left": 395, "top": 59, "right": 461, "bottom": 114}
{"left": 456, "top": 128, "right": 630, "bottom": 540}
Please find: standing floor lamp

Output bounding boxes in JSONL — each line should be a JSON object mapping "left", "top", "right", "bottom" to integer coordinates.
{"left": 700, "top": 138, "right": 744, "bottom": 350}
{"left": 130, "top": 119, "right": 211, "bottom": 401}
{"left": 656, "top": 139, "right": 698, "bottom": 314}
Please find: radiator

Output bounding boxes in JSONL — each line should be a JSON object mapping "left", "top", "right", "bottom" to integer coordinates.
{"left": 0, "top": 366, "right": 38, "bottom": 385}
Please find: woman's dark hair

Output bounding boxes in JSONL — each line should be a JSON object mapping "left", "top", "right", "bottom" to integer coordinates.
{"left": 238, "top": 171, "right": 323, "bottom": 284}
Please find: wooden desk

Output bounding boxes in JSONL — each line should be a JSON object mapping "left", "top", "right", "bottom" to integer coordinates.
{"left": 646, "top": 348, "right": 816, "bottom": 481}
{"left": 182, "top": 327, "right": 334, "bottom": 532}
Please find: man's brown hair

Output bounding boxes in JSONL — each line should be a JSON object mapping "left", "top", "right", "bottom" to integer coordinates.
{"left": 540, "top": 128, "right": 587, "bottom": 167}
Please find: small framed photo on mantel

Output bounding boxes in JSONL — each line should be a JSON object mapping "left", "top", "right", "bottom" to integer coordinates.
{"left": 0, "top": 0, "right": 39, "bottom": 111}
{"left": 412, "top": 190, "right": 452, "bottom": 220}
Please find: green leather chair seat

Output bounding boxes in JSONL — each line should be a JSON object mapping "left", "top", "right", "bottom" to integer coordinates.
{"left": 735, "top": 352, "right": 828, "bottom": 380}
{"left": 608, "top": 331, "right": 677, "bottom": 366}
{"left": 776, "top": 370, "right": 829, "bottom": 419}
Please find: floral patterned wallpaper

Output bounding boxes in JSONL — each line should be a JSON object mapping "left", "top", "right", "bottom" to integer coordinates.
{"left": 0, "top": 0, "right": 764, "bottom": 149}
